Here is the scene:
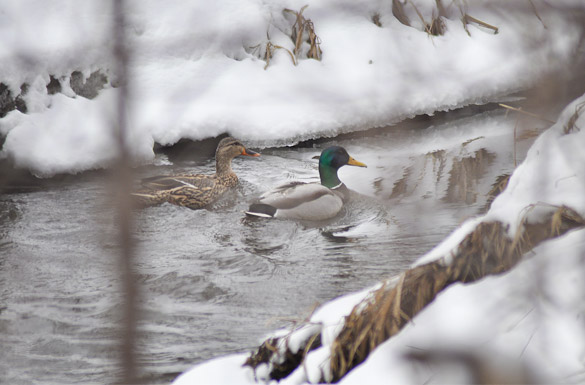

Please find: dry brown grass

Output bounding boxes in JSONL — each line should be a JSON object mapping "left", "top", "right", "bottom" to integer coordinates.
{"left": 486, "top": 173, "right": 510, "bottom": 209}
{"left": 456, "top": 2, "right": 498, "bottom": 36}
{"left": 409, "top": 0, "right": 446, "bottom": 36}
{"left": 284, "top": 5, "right": 322, "bottom": 61}
{"left": 263, "top": 42, "right": 297, "bottom": 70}
{"left": 372, "top": 12, "right": 382, "bottom": 27}
{"left": 564, "top": 101, "right": 584, "bottom": 134}
{"left": 461, "top": 14, "right": 498, "bottom": 35}
{"left": 392, "top": 0, "right": 410, "bottom": 27}
{"left": 248, "top": 5, "right": 322, "bottom": 70}
{"left": 245, "top": 203, "right": 585, "bottom": 383}
{"left": 499, "top": 103, "right": 556, "bottom": 125}
{"left": 248, "top": 39, "right": 297, "bottom": 70}
{"left": 388, "top": 1, "right": 556, "bottom": 39}
{"left": 328, "top": 205, "right": 584, "bottom": 381}
{"left": 244, "top": 328, "right": 322, "bottom": 380}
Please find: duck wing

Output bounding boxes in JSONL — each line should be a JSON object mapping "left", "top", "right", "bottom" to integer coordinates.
{"left": 247, "top": 182, "right": 345, "bottom": 220}
{"left": 257, "top": 182, "right": 335, "bottom": 209}
{"left": 140, "top": 174, "right": 216, "bottom": 190}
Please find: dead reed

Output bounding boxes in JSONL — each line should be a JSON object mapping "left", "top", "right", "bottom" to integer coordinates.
{"left": 485, "top": 173, "right": 510, "bottom": 209}
{"left": 328, "top": 205, "right": 584, "bottom": 381}
{"left": 264, "top": 41, "right": 297, "bottom": 70}
{"left": 392, "top": 0, "right": 410, "bottom": 27}
{"left": 247, "top": 36, "right": 297, "bottom": 70}
{"left": 372, "top": 13, "right": 382, "bottom": 27}
{"left": 456, "top": 2, "right": 498, "bottom": 35}
{"left": 499, "top": 103, "right": 556, "bottom": 124}
{"left": 564, "top": 101, "right": 584, "bottom": 134}
{"left": 284, "top": 5, "right": 322, "bottom": 60}
{"left": 244, "top": 331, "right": 322, "bottom": 381}
{"left": 252, "top": 5, "right": 322, "bottom": 70}
{"left": 392, "top": 0, "right": 498, "bottom": 37}
{"left": 245, "top": 203, "right": 585, "bottom": 383}
{"left": 461, "top": 13, "right": 498, "bottom": 35}
{"left": 409, "top": 0, "right": 446, "bottom": 36}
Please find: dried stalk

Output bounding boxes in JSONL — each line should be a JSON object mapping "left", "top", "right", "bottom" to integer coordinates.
{"left": 263, "top": 42, "right": 297, "bottom": 70}
{"left": 407, "top": 0, "right": 445, "bottom": 36}
{"left": 463, "top": 14, "right": 499, "bottom": 34}
{"left": 285, "top": 5, "right": 308, "bottom": 57}
{"left": 247, "top": 204, "right": 585, "bottom": 383}
{"left": 408, "top": 0, "right": 433, "bottom": 35}
{"left": 305, "top": 20, "right": 322, "bottom": 60}
{"left": 528, "top": 0, "right": 547, "bottom": 29}
{"left": 499, "top": 103, "right": 556, "bottom": 124}
{"left": 329, "top": 205, "right": 584, "bottom": 381}
{"left": 564, "top": 101, "right": 584, "bottom": 134}
{"left": 392, "top": 0, "right": 410, "bottom": 26}
{"left": 284, "top": 5, "right": 322, "bottom": 60}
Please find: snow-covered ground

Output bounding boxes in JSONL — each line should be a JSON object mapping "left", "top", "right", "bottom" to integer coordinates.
{"left": 173, "top": 88, "right": 585, "bottom": 385}
{"left": 1, "top": 0, "right": 583, "bottom": 176}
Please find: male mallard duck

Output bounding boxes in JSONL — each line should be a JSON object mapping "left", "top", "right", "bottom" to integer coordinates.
{"left": 245, "top": 146, "right": 366, "bottom": 220}
{"left": 133, "top": 137, "right": 259, "bottom": 209}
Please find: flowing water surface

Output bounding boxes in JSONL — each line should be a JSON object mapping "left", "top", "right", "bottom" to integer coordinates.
{"left": 0, "top": 105, "right": 544, "bottom": 384}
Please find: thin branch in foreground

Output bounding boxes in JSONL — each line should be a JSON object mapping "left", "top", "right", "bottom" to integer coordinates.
{"left": 112, "top": 0, "right": 139, "bottom": 383}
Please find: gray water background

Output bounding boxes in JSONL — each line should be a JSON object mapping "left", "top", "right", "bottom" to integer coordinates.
{"left": 0, "top": 102, "right": 560, "bottom": 384}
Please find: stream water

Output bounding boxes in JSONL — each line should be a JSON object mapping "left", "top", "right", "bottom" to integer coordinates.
{"left": 0, "top": 103, "right": 556, "bottom": 384}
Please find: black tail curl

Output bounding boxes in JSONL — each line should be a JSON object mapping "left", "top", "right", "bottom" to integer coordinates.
{"left": 245, "top": 203, "right": 277, "bottom": 218}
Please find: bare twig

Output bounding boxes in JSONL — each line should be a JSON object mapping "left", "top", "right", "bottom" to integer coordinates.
{"left": 392, "top": 0, "right": 411, "bottom": 26}
{"left": 528, "top": 0, "right": 547, "bottom": 29}
{"left": 305, "top": 20, "right": 322, "bottom": 60}
{"left": 463, "top": 14, "right": 499, "bottom": 34}
{"left": 499, "top": 103, "right": 555, "bottom": 124}
{"left": 407, "top": 0, "right": 444, "bottom": 36}
{"left": 513, "top": 119, "right": 519, "bottom": 168}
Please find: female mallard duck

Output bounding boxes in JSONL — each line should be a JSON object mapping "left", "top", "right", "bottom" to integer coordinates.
{"left": 133, "top": 137, "right": 259, "bottom": 209}
{"left": 246, "top": 146, "right": 366, "bottom": 220}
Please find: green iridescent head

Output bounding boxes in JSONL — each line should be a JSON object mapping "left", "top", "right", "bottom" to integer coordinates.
{"left": 315, "top": 146, "right": 367, "bottom": 188}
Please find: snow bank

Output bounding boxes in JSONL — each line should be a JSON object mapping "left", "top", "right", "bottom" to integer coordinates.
{"left": 173, "top": 91, "right": 585, "bottom": 384}
{"left": 339, "top": 229, "right": 585, "bottom": 384}
{"left": 0, "top": 0, "right": 583, "bottom": 175}
{"left": 486, "top": 96, "right": 585, "bottom": 234}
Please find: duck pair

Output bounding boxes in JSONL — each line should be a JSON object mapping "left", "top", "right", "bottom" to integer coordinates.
{"left": 133, "top": 137, "right": 366, "bottom": 221}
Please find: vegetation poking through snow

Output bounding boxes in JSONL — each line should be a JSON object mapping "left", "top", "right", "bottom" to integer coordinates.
{"left": 248, "top": 39, "right": 297, "bottom": 70}
{"left": 564, "top": 101, "right": 584, "bottom": 134}
{"left": 245, "top": 204, "right": 585, "bottom": 383}
{"left": 284, "top": 5, "right": 322, "bottom": 61}
{"left": 328, "top": 205, "right": 584, "bottom": 382}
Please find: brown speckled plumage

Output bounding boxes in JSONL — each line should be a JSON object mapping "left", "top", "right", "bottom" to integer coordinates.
{"left": 133, "top": 137, "right": 259, "bottom": 209}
